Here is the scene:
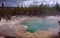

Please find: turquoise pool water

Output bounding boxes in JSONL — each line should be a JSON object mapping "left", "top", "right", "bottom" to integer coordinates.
{"left": 23, "top": 19, "right": 58, "bottom": 33}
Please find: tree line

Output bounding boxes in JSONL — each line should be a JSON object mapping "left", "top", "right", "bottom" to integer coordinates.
{"left": 0, "top": 3, "right": 60, "bottom": 17}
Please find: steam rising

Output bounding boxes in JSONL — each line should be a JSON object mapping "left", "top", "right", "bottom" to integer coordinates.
{"left": 0, "top": 16, "right": 59, "bottom": 37}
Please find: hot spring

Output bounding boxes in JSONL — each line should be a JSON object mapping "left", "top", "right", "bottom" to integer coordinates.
{"left": 22, "top": 16, "right": 59, "bottom": 33}
{"left": 0, "top": 16, "right": 59, "bottom": 35}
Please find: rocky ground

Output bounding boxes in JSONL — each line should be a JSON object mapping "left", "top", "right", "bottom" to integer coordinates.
{"left": 0, "top": 30, "right": 59, "bottom": 38}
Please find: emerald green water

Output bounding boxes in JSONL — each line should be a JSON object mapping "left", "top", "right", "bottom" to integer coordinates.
{"left": 23, "top": 19, "right": 58, "bottom": 33}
